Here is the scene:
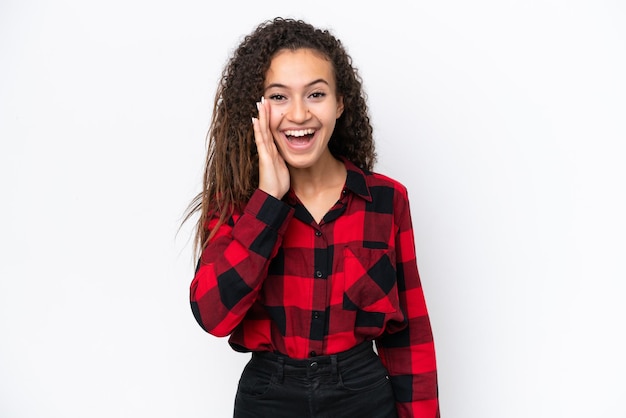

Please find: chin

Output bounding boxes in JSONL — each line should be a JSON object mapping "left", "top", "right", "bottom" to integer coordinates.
{"left": 285, "top": 159, "right": 316, "bottom": 170}
{"left": 280, "top": 151, "right": 317, "bottom": 169}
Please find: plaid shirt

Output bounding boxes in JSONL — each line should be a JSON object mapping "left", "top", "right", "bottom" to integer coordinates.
{"left": 190, "top": 159, "right": 439, "bottom": 417}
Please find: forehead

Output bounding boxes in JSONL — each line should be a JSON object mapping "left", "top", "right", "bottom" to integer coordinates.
{"left": 265, "top": 48, "right": 335, "bottom": 87}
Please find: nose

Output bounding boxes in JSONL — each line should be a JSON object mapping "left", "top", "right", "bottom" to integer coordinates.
{"left": 286, "top": 98, "right": 310, "bottom": 123}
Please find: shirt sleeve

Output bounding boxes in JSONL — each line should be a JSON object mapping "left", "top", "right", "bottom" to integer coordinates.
{"left": 190, "top": 189, "right": 294, "bottom": 337}
{"left": 375, "top": 188, "right": 440, "bottom": 418}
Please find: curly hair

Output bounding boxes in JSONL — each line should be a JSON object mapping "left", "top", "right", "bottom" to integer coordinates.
{"left": 185, "top": 17, "right": 376, "bottom": 257}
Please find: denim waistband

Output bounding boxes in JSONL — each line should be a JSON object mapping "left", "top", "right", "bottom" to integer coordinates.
{"left": 251, "top": 341, "right": 375, "bottom": 374}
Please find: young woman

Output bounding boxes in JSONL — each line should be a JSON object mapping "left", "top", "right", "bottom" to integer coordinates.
{"left": 187, "top": 17, "right": 439, "bottom": 418}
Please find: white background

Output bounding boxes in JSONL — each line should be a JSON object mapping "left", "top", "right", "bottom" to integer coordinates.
{"left": 1, "top": 0, "right": 625, "bottom": 417}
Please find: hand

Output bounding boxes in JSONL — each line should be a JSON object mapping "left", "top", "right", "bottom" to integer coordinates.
{"left": 252, "top": 97, "right": 290, "bottom": 199}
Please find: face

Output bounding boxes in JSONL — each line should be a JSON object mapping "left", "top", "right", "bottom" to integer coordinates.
{"left": 264, "top": 48, "right": 344, "bottom": 170}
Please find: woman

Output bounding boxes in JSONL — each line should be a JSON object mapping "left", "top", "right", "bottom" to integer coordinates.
{"left": 186, "top": 17, "right": 439, "bottom": 417}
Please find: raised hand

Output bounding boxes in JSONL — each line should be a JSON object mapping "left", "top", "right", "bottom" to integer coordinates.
{"left": 252, "top": 97, "right": 290, "bottom": 199}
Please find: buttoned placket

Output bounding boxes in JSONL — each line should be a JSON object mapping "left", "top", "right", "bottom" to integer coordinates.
{"left": 307, "top": 193, "right": 349, "bottom": 357}
{"left": 309, "top": 222, "right": 329, "bottom": 356}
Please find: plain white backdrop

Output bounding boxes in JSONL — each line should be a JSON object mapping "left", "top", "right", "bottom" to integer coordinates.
{"left": 1, "top": 0, "right": 625, "bottom": 417}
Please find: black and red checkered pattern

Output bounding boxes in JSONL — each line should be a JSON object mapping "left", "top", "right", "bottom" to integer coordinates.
{"left": 190, "top": 159, "right": 439, "bottom": 417}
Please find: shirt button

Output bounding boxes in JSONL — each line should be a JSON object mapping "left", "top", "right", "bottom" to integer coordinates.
{"left": 315, "top": 230, "right": 322, "bottom": 237}
{"left": 315, "top": 270, "right": 323, "bottom": 278}
{"left": 313, "top": 311, "right": 320, "bottom": 319}
{"left": 309, "top": 351, "right": 317, "bottom": 357}
{"left": 342, "top": 189, "right": 347, "bottom": 194}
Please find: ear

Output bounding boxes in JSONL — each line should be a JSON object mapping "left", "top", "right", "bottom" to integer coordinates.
{"left": 336, "top": 96, "right": 345, "bottom": 119}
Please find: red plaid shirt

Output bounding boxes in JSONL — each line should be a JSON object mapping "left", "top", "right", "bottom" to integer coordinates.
{"left": 190, "top": 159, "right": 439, "bottom": 417}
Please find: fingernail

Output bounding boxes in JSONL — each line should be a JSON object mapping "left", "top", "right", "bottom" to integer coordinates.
{"left": 252, "top": 117, "right": 257, "bottom": 124}
{"left": 261, "top": 96, "right": 265, "bottom": 104}
{"left": 256, "top": 102, "right": 260, "bottom": 110}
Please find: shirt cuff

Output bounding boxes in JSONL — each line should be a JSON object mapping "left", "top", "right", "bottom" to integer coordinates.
{"left": 244, "top": 189, "right": 294, "bottom": 235}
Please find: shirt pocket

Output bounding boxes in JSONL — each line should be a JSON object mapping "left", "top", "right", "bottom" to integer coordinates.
{"left": 342, "top": 246, "right": 398, "bottom": 314}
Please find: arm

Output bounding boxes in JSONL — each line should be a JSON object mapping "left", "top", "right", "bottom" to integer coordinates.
{"left": 376, "top": 189, "right": 439, "bottom": 417}
{"left": 191, "top": 97, "right": 292, "bottom": 336}
{"left": 190, "top": 189, "right": 293, "bottom": 337}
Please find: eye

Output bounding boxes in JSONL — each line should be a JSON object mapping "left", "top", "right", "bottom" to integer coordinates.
{"left": 310, "top": 91, "right": 326, "bottom": 99}
{"left": 268, "top": 94, "right": 286, "bottom": 101}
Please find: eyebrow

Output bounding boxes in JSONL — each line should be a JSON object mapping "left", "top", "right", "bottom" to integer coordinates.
{"left": 264, "top": 78, "right": 330, "bottom": 91}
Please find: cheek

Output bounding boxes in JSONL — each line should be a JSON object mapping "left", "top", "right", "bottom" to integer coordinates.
{"left": 323, "top": 110, "right": 339, "bottom": 128}
{"left": 320, "top": 105, "right": 341, "bottom": 122}
{"left": 268, "top": 110, "right": 282, "bottom": 132}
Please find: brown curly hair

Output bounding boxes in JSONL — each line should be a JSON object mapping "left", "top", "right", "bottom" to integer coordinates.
{"left": 185, "top": 17, "right": 376, "bottom": 257}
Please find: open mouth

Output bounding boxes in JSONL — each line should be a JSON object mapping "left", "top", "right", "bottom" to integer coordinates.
{"left": 284, "top": 128, "right": 316, "bottom": 144}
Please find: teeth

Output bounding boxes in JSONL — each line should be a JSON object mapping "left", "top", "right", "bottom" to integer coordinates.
{"left": 284, "top": 129, "right": 315, "bottom": 137}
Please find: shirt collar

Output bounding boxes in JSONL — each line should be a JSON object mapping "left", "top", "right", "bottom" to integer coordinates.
{"left": 284, "top": 157, "right": 373, "bottom": 205}
{"left": 342, "top": 158, "right": 373, "bottom": 202}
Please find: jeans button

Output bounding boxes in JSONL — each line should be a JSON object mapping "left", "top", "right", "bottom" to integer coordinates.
{"left": 309, "top": 361, "right": 318, "bottom": 371}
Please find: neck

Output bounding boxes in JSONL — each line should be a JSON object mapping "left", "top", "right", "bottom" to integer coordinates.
{"left": 289, "top": 153, "right": 346, "bottom": 197}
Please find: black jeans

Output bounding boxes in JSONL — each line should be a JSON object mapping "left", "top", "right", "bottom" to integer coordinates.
{"left": 233, "top": 342, "right": 398, "bottom": 418}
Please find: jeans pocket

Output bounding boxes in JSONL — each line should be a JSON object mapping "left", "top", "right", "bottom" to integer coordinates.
{"left": 236, "top": 361, "right": 277, "bottom": 399}
{"left": 338, "top": 357, "right": 391, "bottom": 392}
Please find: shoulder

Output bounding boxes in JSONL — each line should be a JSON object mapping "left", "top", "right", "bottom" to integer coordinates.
{"left": 342, "top": 158, "right": 410, "bottom": 204}
{"left": 364, "top": 169, "right": 410, "bottom": 200}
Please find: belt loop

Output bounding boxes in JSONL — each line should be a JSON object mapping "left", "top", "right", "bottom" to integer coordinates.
{"left": 330, "top": 355, "right": 338, "bottom": 382}
{"left": 277, "top": 356, "right": 285, "bottom": 383}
